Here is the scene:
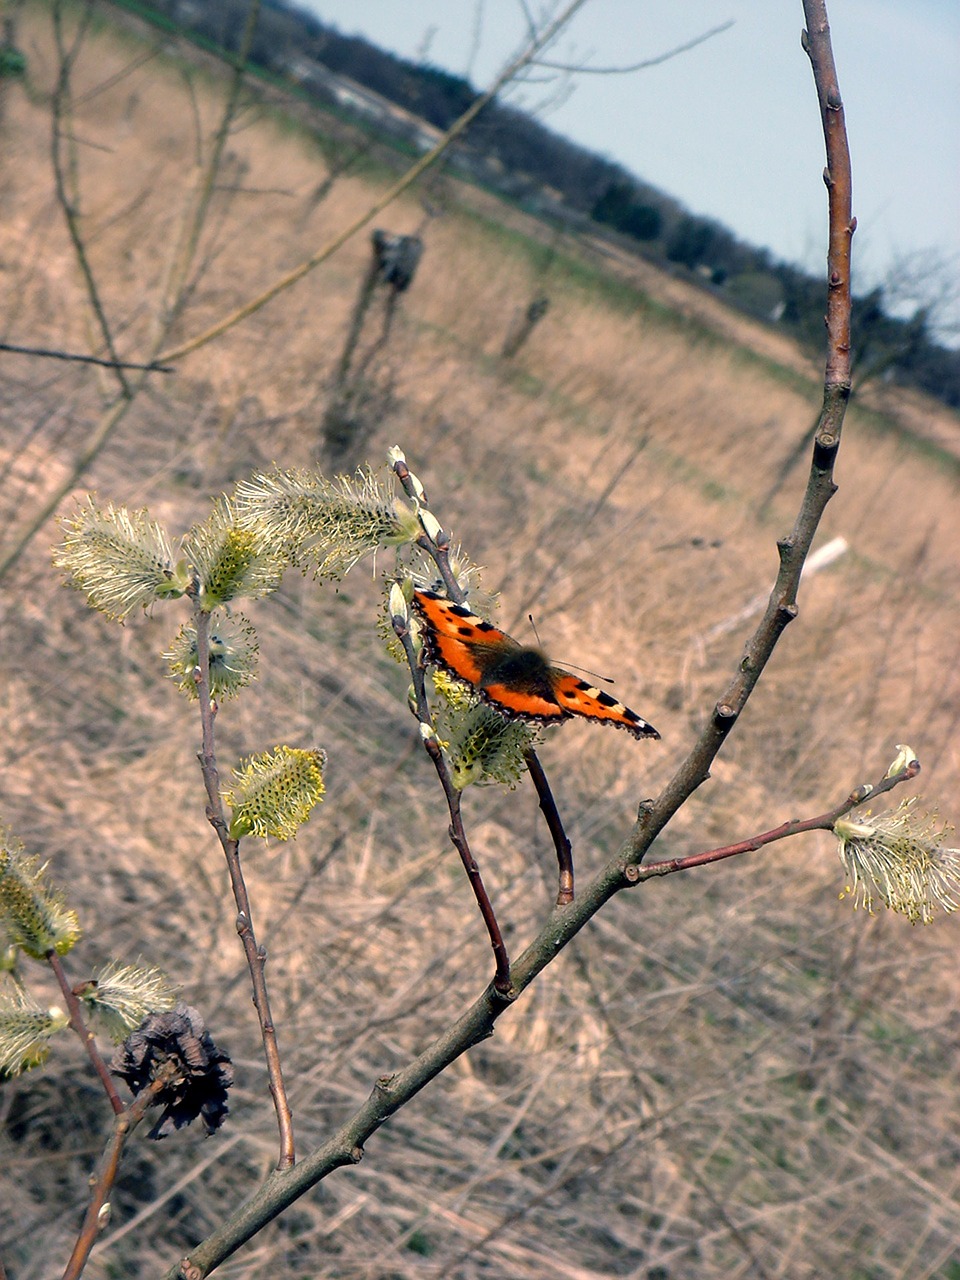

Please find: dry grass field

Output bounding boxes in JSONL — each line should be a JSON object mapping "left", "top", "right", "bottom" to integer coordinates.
{"left": 2, "top": 6, "right": 960, "bottom": 1278}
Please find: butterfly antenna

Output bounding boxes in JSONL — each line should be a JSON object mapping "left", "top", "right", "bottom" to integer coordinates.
{"left": 564, "top": 661, "right": 615, "bottom": 685}
{"left": 528, "top": 614, "right": 615, "bottom": 685}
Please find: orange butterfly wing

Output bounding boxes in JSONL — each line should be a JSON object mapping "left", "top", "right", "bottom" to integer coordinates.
{"left": 548, "top": 670, "right": 659, "bottom": 738}
{"left": 411, "top": 589, "right": 659, "bottom": 739}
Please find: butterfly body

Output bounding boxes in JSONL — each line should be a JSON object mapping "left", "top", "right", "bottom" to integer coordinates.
{"left": 412, "top": 588, "right": 659, "bottom": 739}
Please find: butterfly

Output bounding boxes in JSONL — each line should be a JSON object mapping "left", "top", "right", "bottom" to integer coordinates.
{"left": 411, "top": 588, "right": 660, "bottom": 739}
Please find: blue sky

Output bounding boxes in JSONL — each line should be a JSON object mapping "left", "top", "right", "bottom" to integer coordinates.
{"left": 301, "top": 2, "right": 959, "bottom": 327}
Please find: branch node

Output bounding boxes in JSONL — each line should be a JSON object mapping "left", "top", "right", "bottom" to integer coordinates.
{"left": 349, "top": 1145, "right": 364, "bottom": 1164}
{"left": 623, "top": 863, "right": 641, "bottom": 884}
{"left": 813, "top": 436, "right": 840, "bottom": 469}
{"left": 715, "top": 702, "right": 737, "bottom": 724}
{"left": 492, "top": 977, "right": 517, "bottom": 1002}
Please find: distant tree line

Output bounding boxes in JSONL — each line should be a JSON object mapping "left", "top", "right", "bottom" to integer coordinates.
{"left": 118, "top": 0, "right": 960, "bottom": 408}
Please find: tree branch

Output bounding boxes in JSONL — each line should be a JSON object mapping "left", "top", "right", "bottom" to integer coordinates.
{"left": 615, "top": 0, "right": 856, "bottom": 869}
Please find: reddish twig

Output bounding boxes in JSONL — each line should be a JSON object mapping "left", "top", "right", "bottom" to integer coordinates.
{"left": 639, "top": 758, "right": 920, "bottom": 881}
{"left": 193, "top": 605, "right": 296, "bottom": 1169}
{"left": 431, "top": 743, "right": 512, "bottom": 994}
{"left": 802, "top": 0, "right": 855, "bottom": 391}
{"left": 392, "top": 611, "right": 512, "bottom": 993}
{"left": 523, "top": 747, "right": 575, "bottom": 905}
{"left": 47, "top": 950, "right": 124, "bottom": 1115}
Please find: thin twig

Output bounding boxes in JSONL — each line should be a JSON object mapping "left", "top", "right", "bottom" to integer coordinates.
{"left": 192, "top": 605, "right": 296, "bottom": 1169}
{"left": 392, "top": 612, "right": 512, "bottom": 992}
{"left": 60, "top": 1068, "right": 174, "bottom": 1280}
{"left": 640, "top": 759, "right": 919, "bottom": 880}
{"left": 534, "top": 20, "right": 734, "bottom": 73}
{"left": 0, "top": 341, "right": 173, "bottom": 372}
{"left": 435, "top": 751, "right": 512, "bottom": 994}
{"left": 157, "top": 0, "right": 262, "bottom": 332}
{"left": 47, "top": 950, "right": 124, "bottom": 1115}
{"left": 523, "top": 747, "right": 574, "bottom": 905}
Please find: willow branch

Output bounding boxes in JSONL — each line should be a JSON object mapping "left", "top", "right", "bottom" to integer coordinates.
{"left": 157, "top": 0, "right": 589, "bottom": 364}
{"left": 161, "top": 739, "right": 919, "bottom": 1279}
{"left": 193, "top": 605, "right": 295, "bottom": 1169}
{"left": 392, "top": 612, "right": 512, "bottom": 992}
{"left": 524, "top": 747, "right": 574, "bottom": 905}
{"left": 802, "top": 0, "right": 854, "bottom": 391}
{"left": 641, "top": 758, "right": 919, "bottom": 880}
{"left": 47, "top": 950, "right": 124, "bottom": 1115}
{"left": 163, "top": 6, "right": 861, "bottom": 1275}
